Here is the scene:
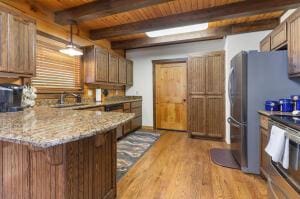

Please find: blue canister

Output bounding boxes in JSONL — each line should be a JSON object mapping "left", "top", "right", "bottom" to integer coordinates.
{"left": 265, "top": 101, "right": 280, "bottom": 111}
{"left": 279, "top": 98, "right": 294, "bottom": 112}
{"left": 296, "top": 100, "right": 300, "bottom": 111}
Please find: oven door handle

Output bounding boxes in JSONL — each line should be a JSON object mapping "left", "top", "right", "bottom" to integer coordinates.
{"left": 267, "top": 176, "right": 289, "bottom": 199}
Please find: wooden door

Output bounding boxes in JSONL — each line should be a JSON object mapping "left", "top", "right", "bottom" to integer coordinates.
{"left": 0, "top": 11, "right": 8, "bottom": 72}
{"left": 95, "top": 47, "right": 109, "bottom": 82}
{"left": 155, "top": 62, "right": 187, "bottom": 131}
{"left": 126, "top": 60, "right": 133, "bottom": 85}
{"left": 288, "top": 11, "right": 300, "bottom": 77}
{"left": 118, "top": 57, "right": 127, "bottom": 84}
{"left": 7, "top": 14, "right": 36, "bottom": 75}
{"left": 206, "top": 52, "right": 224, "bottom": 95}
{"left": 109, "top": 53, "right": 119, "bottom": 83}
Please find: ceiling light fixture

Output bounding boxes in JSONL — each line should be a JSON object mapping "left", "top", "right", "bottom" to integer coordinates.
{"left": 146, "top": 23, "right": 209, "bottom": 38}
{"left": 59, "top": 21, "right": 83, "bottom": 56}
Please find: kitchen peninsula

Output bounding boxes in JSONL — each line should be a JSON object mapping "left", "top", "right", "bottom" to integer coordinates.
{"left": 0, "top": 107, "right": 134, "bottom": 199}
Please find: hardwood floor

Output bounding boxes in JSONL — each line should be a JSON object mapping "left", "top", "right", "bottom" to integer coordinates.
{"left": 117, "top": 131, "right": 267, "bottom": 199}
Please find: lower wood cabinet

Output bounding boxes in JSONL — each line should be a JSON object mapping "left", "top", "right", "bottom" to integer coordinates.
{"left": 188, "top": 95, "right": 224, "bottom": 138}
{"left": 259, "top": 114, "right": 271, "bottom": 178}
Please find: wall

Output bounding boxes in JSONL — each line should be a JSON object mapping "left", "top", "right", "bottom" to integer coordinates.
{"left": 224, "top": 31, "right": 271, "bottom": 143}
{"left": 126, "top": 39, "right": 226, "bottom": 127}
{"left": 126, "top": 31, "right": 270, "bottom": 143}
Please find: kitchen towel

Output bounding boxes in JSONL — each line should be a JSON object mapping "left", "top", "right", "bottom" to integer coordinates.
{"left": 280, "top": 136, "right": 289, "bottom": 169}
{"left": 265, "top": 125, "right": 286, "bottom": 162}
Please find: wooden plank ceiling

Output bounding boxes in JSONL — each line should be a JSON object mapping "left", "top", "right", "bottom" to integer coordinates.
{"left": 31, "top": 0, "right": 298, "bottom": 49}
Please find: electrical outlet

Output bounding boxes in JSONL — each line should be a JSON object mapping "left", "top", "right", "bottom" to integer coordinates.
{"left": 88, "top": 89, "right": 93, "bottom": 96}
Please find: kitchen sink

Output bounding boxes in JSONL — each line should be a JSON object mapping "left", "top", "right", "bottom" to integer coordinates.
{"left": 51, "top": 103, "right": 88, "bottom": 108}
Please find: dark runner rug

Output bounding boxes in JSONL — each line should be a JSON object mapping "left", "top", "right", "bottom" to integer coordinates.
{"left": 117, "top": 131, "right": 160, "bottom": 181}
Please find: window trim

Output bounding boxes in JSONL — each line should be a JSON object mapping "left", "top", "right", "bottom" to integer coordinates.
{"left": 34, "top": 31, "right": 84, "bottom": 94}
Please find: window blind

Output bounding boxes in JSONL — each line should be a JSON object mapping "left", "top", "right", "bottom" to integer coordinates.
{"left": 32, "top": 35, "right": 82, "bottom": 90}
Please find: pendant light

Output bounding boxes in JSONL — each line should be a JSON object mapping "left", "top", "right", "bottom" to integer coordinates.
{"left": 59, "top": 21, "right": 83, "bottom": 56}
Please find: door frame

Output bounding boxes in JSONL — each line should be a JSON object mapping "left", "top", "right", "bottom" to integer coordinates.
{"left": 152, "top": 58, "right": 188, "bottom": 131}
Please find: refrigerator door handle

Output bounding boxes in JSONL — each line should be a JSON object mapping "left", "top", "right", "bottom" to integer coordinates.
{"left": 228, "top": 67, "right": 234, "bottom": 106}
{"left": 227, "top": 117, "right": 246, "bottom": 128}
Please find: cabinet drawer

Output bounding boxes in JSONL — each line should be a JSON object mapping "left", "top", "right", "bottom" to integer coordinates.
{"left": 271, "top": 22, "right": 287, "bottom": 50}
{"left": 131, "top": 101, "right": 142, "bottom": 108}
{"left": 131, "top": 107, "right": 142, "bottom": 118}
{"left": 132, "top": 116, "right": 142, "bottom": 130}
{"left": 260, "top": 115, "right": 269, "bottom": 130}
{"left": 123, "top": 102, "right": 130, "bottom": 110}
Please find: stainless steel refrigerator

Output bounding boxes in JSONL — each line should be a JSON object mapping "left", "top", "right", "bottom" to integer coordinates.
{"left": 228, "top": 50, "right": 300, "bottom": 174}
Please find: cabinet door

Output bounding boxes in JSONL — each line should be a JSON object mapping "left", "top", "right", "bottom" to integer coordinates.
{"left": 0, "top": 11, "right": 8, "bottom": 72}
{"left": 206, "top": 53, "right": 224, "bottom": 95}
{"left": 188, "top": 56, "right": 206, "bottom": 95}
{"left": 109, "top": 53, "right": 119, "bottom": 83}
{"left": 118, "top": 57, "right": 127, "bottom": 84}
{"left": 206, "top": 96, "right": 224, "bottom": 138}
{"left": 260, "top": 36, "right": 271, "bottom": 52}
{"left": 288, "top": 11, "right": 300, "bottom": 76}
{"left": 95, "top": 47, "right": 108, "bottom": 82}
{"left": 7, "top": 14, "right": 36, "bottom": 75}
{"left": 260, "top": 128, "right": 270, "bottom": 176}
{"left": 270, "top": 22, "right": 287, "bottom": 50}
{"left": 188, "top": 95, "right": 206, "bottom": 136}
{"left": 126, "top": 59, "right": 133, "bottom": 85}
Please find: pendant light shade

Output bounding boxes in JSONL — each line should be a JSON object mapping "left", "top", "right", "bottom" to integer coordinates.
{"left": 59, "top": 22, "right": 83, "bottom": 56}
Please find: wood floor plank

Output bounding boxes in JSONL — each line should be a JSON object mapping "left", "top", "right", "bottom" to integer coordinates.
{"left": 117, "top": 131, "right": 267, "bottom": 199}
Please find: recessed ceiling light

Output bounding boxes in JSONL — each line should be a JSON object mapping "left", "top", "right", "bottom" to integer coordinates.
{"left": 146, "top": 23, "right": 208, "bottom": 38}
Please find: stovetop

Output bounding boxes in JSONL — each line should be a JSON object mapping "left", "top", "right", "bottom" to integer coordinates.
{"left": 270, "top": 115, "right": 300, "bottom": 131}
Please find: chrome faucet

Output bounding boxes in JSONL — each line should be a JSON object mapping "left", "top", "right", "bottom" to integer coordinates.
{"left": 59, "top": 92, "right": 81, "bottom": 104}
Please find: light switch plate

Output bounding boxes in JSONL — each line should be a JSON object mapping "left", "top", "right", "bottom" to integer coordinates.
{"left": 88, "top": 89, "right": 93, "bottom": 96}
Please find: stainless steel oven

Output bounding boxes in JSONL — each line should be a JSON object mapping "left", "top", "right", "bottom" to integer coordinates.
{"left": 268, "top": 120, "right": 300, "bottom": 199}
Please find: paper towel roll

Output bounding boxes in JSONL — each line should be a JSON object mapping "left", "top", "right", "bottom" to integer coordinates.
{"left": 96, "top": 89, "right": 102, "bottom": 102}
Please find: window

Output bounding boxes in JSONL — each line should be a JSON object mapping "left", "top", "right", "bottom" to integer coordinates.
{"left": 32, "top": 35, "right": 82, "bottom": 91}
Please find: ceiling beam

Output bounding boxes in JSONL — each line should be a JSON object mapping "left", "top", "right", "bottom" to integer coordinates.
{"left": 90, "top": 0, "right": 300, "bottom": 40}
{"left": 55, "top": 0, "right": 175, "bottom": 25}
{"left": 111, "top": 18, "right": 279, "bottom": 49}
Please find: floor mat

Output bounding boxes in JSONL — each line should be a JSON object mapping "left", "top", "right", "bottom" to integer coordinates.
{"left": 210, "top": 148, "right": 240, "bottom": 169}
{"left": 117, "top": 131, "right": 160, "bottom": 180}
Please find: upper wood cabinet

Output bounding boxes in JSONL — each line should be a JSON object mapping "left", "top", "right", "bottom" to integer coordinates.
{"left": 0, "top": 9, "right": 36, "bottom": 76}
{"left": 126, "top": 60, "right": 133, "bottom": 86}
{"left": 270, "top": 22, "right": 287, "bottom": 50}
{"left": 206, "top": 52, "right": 224, "bottom": 95}
{"left": 118, "top": 57, "right": 126, "bottom": 84}
{"left": 288, "top": 10, "right": 300, "bottom": 77}
{"left": 260, "top": 36, "right": 271, "bottom": 52}
{"left": 84, "top": 46, "right": 109, "bottom": 83}
{"left": 108, "top": 53, "right": 119, "bottom": 83}
{"left": 188, "top": 56, "right": 206, "bottom": 95}
{"left": 0, "top": 11, "right": 8, "bottom": 72}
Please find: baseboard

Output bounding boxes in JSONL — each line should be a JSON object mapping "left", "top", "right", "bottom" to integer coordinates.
{"left": 140, "top": 126, "right": 155, "bottom": 132}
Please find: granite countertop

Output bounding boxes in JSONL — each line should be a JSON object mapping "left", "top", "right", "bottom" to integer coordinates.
{"left": 258, "top": 110, "right": 294, "bottom": 117}
{"left": 0, "top": 107, "right": 135, "bottom": 148}
{"left": 51, "top": 98, "right": 142, "bottom": 110}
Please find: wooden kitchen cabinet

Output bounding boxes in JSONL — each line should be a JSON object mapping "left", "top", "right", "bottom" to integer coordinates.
{"left": 188, "top": 51, "right": 225, "bottom": 138}
{"left": 84, "top": 46, "right": 109, "bottom": 83}
{"left": 206, "top": 53, "right": 224, "bottom": 95}
{"left": 270, "top": 22, "right": 287, "bottom": 50}
{"left": 260, "top": 36, "right": 271, "bottom": 52}
{"left": 109, "top": 53, "right": 119, "bottom": 83}
{"left": 287, "top": 10, "right": 300, "bottom": 77}
{"left": 0, "top": 11, "right": 8, "bottom": 72}
{"left": 259, "top": 114, "right": 270, "bottom": 178}
{"left": 0, "top": 8, "right": 36, "bottom": 76}
{"left": 118, "top": 57, "right": 127, "bottom": 84}
{"left": 126, "top": 59, "right": 133, "bottom": 86}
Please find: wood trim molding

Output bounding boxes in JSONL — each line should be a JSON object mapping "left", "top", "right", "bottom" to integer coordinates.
{"left": 90, "top": 0, "right": 298, "bottom": 40}
{"left": 112, "top": 18, "right": 279, "bottom": 49}
{"left": 152, "top": 58, "right": 188, "bottom": 64}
